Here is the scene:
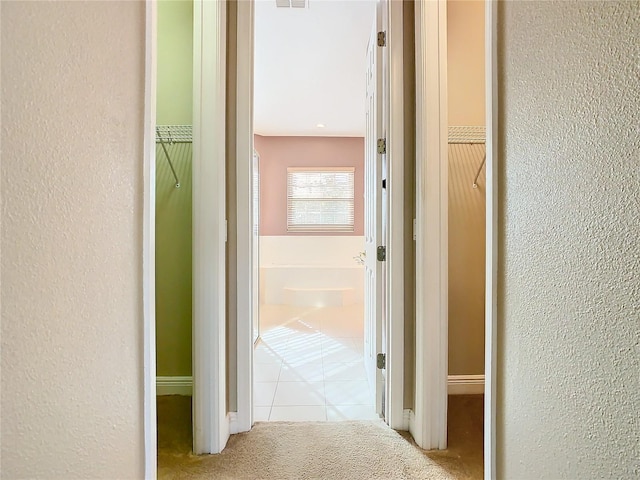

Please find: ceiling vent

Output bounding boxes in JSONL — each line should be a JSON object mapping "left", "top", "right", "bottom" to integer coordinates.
{"left": 276, "top": 0, "right": 308, "bottom": 8}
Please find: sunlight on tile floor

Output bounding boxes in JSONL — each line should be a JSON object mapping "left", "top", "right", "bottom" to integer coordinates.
{"left": 253, "top": 304, "right": 379, "bottom": 422}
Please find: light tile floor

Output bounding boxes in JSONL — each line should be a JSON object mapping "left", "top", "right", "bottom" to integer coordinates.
{"left": 253, "top": 304, "right": 379, "bottom": 422}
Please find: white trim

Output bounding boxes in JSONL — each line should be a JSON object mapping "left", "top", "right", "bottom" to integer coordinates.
{"left": 235, "top": 0, "right": 255, "bottom": 434}
{"left": 229, "top": 412, "right": 240, "bottom": 435}
{"left": 448, "top": 375, "right": 485, "bottom": 395}
{"left": 413, "top": 0, "right": 448, "bottom": 450}
{"left": 485, "top": 0, "right": 498, "bottom": 477}
{"left": 402, "top": 409, "right": 412, "bottom": 431}
{"left": 156, "top": 376, "right": 193, "bottom": 396}
{"left": 143, "top": 2, "right": 157, "bottom": 477}
{"left": 386, "top": 0, "right": 405, "bottom": 431}
{"left": 192, "top": 0, "right": 228, "bottom": 455}
{"left": 408, "top": 408, "right": 417, "bottom": 436}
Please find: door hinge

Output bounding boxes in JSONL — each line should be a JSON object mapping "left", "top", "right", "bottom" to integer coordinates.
{"left": 377, "top": 245, "right": 386, "bottom": 261}
{"left": 377, "top": 353, "right": 386, "bottom": 369}
{"left": 377, "top": 31, "right": 386, "bottom": 47}
{"left": 377, "top": 138, "right": 386, "bottom": 155}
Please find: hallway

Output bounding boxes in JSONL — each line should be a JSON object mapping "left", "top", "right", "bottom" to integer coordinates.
{"left": 157, "top": 395, "right": 483, "bottom": 479}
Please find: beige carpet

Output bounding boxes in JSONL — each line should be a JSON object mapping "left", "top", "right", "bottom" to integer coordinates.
{"left": 157, "top": 395, "right": 483, "bottom": 480}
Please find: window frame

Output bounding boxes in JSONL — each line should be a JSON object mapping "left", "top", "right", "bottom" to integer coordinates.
{"left": 286, "top": 166, "right": 356, "bottom": 233}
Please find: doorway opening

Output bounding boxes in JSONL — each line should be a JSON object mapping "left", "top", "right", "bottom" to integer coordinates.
{"left": 446, "top": 1, "right": 486, "bottom": 474}
{"left": 251, "top": 0, "right": 378, "bottom": 423}
{"left": 148, "top": 0, "right": 498, "bottom": 469}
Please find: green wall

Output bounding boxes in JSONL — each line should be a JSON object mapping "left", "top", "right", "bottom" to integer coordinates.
{"left": 157, "top": 0, "right": 193, "bottom": 125}
{"left": 156, "top": 0, "right": 193, "bottom": 377}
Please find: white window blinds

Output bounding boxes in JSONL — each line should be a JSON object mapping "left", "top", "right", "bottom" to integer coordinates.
{"left": 287, "top": 167, "right": 355, "bottom": 232}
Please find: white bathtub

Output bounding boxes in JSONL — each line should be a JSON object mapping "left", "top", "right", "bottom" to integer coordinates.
{"left": 260, "top": 265, "right": 364, "bottom": 306}
{"left": 259, "top": 236, "right": 365, "bottom": 307}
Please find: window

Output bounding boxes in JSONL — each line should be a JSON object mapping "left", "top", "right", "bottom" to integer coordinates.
{"left": 287, "top": 167, "right": 355, "bottom": 232}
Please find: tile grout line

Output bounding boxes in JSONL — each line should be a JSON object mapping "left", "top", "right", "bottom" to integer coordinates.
{"left": 320, "top": 316, "right": 328, "bottom": 421}
{"left": 257, "top": 305, "right": 370, "bottom": 422}
{"left": 269, "top": 328, "right": 291, "bottom": 421}
{"left": 268, "top": 357, "right": 284, "bottom": 421}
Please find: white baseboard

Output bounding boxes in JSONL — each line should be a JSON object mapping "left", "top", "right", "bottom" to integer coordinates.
{"left": 402, "top": 409, "right": 413, "bottom": 431}
{"left": 229, "top": 412, "right": 239, "bottom": 434}
{"left": 405, "top": 376, "right": 482, "bottom": 444}
{"left": 408, "top": 409, "right": 417, "bottom": 440}
{"left": 447, "top": 374, "right": 484, "bottom": 395}
{"left": 156, "top": 376, "right": 192, "bottom": 396}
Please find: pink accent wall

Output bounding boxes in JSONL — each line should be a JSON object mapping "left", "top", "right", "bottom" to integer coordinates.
{"left": 255, "top": 135, "right": 365, "bottom": 236}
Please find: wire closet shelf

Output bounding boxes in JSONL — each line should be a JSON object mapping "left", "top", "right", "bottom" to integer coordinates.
{"left": 155, "top": 125, "right": 193, "bottom": 188}
{"left": 448, "top": 126, "right": 486, "bottom": 188}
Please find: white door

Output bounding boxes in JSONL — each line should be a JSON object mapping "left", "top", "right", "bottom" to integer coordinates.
{"left": 252, "top": 149, "right": 260, "bottom": 344}
{"left": 364, "top": 7, "right": 387, "bottom": 417}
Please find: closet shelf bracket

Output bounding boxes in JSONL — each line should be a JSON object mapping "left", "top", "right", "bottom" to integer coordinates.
{"left": 156, "top": 126, "right": 181, "bottom": 188}
{"left": 473, "top": 155, "right": 486, "bottom": 189}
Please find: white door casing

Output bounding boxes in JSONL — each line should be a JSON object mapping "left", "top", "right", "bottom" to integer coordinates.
{"left": 385, "top": 0, "right": 405, "bottom": 430}
{"left": 412, "top": 0, "right": 448, "bottom": 450}
{"left": 485, "top": 0, "right": 498, "bottom": 477}
{"left": 143, "top": 2, "right": 157, "bottom": 477}
{"left": 192, "top": 0, "right": 229, "bottom": 454}
{"left": 364, "top": 12, "right": 385, "bottom": 415}
{"left": 252, "top": 149, "right": 260, "bottom": 345}
{"left": 235, "top": 0, "right": 255, "bottom": 435}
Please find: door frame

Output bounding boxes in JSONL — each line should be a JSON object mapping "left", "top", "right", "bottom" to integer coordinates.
{"left": 192, "top": 0, "right": 229, "bottom": 455}
{"left": 385, "top": 0, "right": 407, "bottom": 431}
{"left": 485, "top": 1, "right": 498, "bottom": 477}
{"left": 143, "top": 0, "right": 499, "bottom": 466}
{"left": 143, "top": 2, "right": 157, "bottom": 477}
{"left": 234, "top": 0, "right": 405, "bottom": 430}
{"left": 234, "top": 0, "right": 255, "bottom": 434}
{"left": 412, "top": 0, "right": 448, "bottom": 450}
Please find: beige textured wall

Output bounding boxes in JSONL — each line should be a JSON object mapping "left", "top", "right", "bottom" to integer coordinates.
{"left": 498, "top": 2, "right": 640, "bottom": 477}
{"left": 447, "top": 0, "right": 485, "bottom": 375}
{"left": 448, "top": 145, "right": 485, "bottom": 375}
{"left": 447, "top": 0, "right": 485, "bottom": 126}
{"left": 1, "top": 2, "right": 145, "bottom": 478}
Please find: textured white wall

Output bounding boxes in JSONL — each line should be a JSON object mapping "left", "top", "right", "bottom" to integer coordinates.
{"left": 1, "top": 2, "right": 145, "bottom": 478}
{"left": 498, "top": 2, "right": 640, "bottom": 478}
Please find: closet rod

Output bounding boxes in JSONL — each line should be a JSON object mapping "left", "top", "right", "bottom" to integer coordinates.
{"left": 448, "top": 126, "right": 486, "bottom": 188}
{"left": 155, "top": 125, "right": 193, "bottom": 189}
{"left": 156, "top": 133, "right": 180, "bottom": 189}
{"left": 473, "top": 155, "right": 486, "bottom": 189}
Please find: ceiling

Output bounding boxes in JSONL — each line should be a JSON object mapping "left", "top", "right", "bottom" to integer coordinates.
{"left": 254, "top": 0, "right": 376, "bottom": 137}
